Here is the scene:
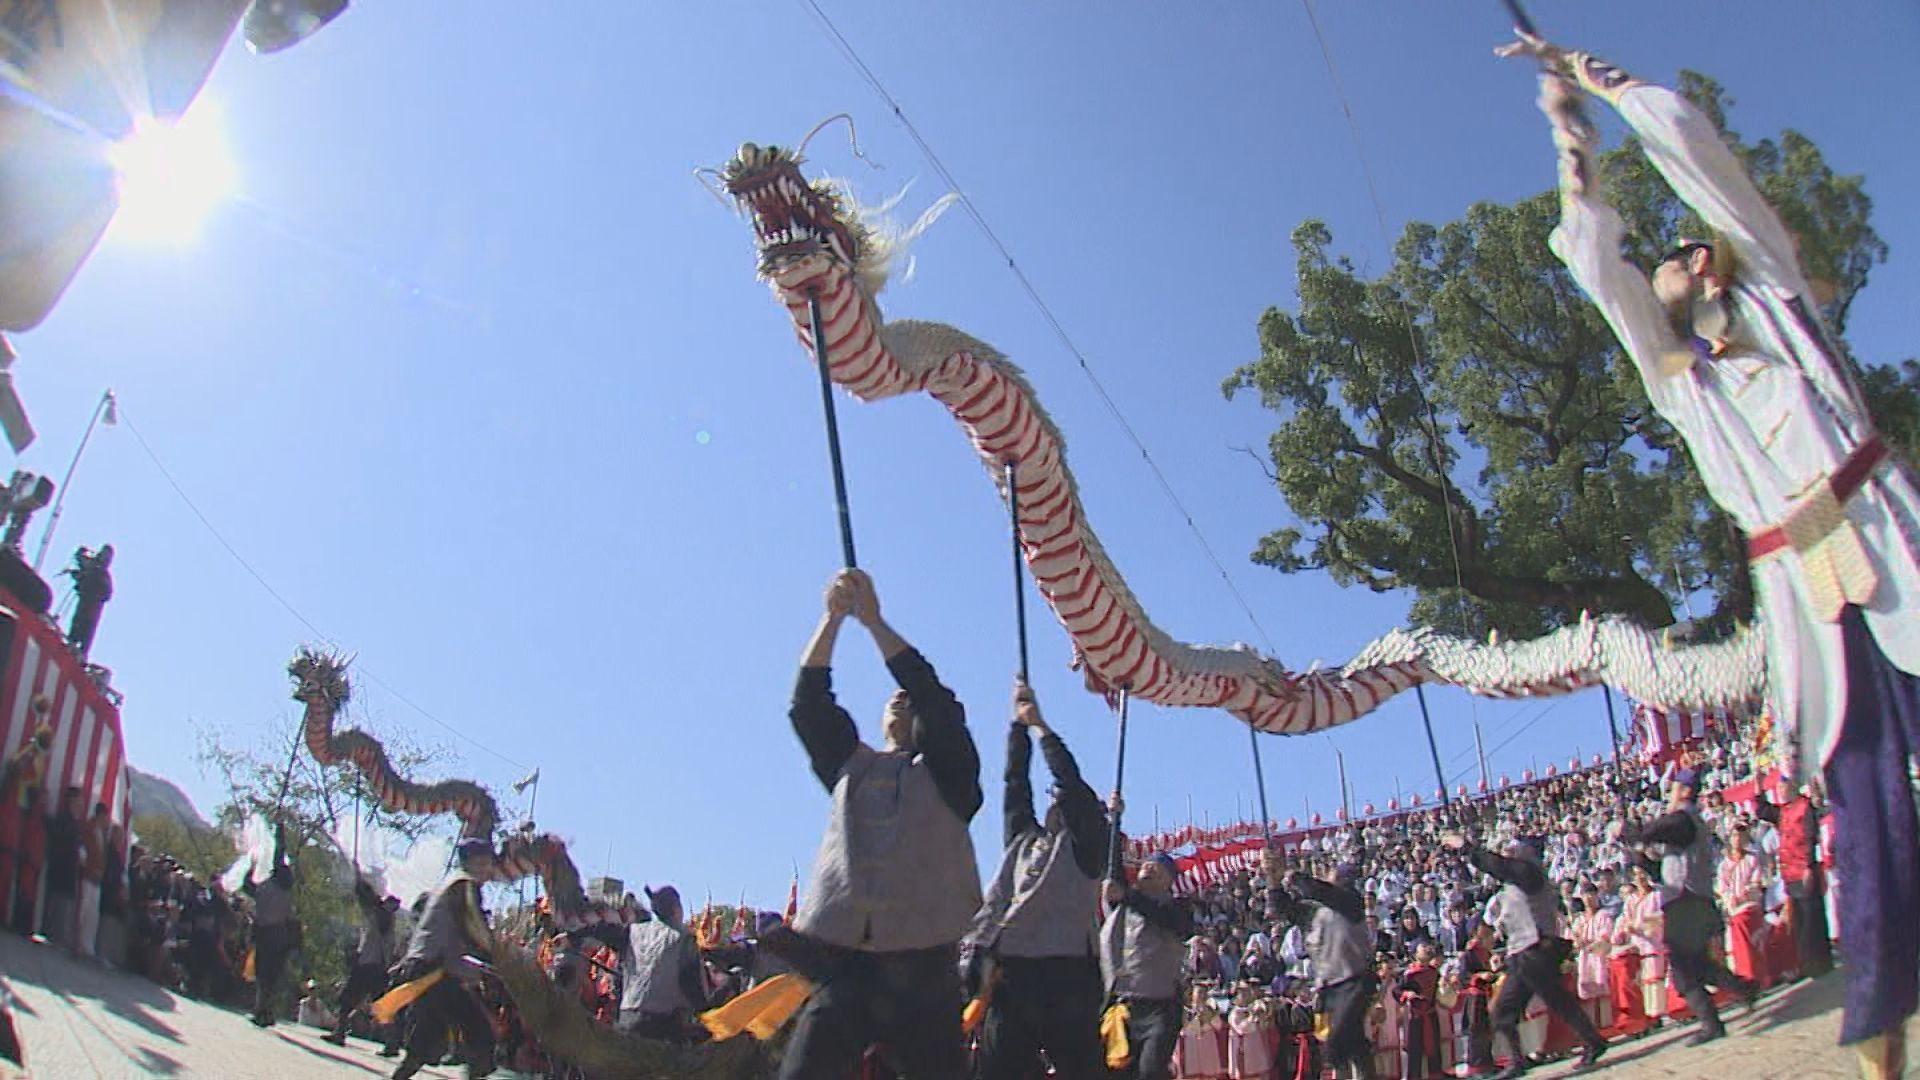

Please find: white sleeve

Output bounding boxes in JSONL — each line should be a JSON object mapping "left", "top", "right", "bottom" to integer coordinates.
{"left": 1609, "top": 83, "right": 1809, "bottom": 297}
{"left": 1548, "top": 177, "right": 1693, "bottom": 424}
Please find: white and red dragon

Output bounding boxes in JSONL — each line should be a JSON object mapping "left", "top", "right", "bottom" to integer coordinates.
{"left": 721, "top": 140, "right": 1767, "bottom": 735}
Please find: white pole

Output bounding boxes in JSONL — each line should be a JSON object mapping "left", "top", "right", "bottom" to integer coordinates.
{"left": 35, "top": 389, "right": 113, "bottom": 572}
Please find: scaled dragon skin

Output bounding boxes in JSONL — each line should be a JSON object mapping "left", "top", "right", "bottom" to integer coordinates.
{"left": 289, "top": 648, "right": 616, "bottom": 927}
{"left": 723, "top": 142, "right": 1767, "bottom": 733}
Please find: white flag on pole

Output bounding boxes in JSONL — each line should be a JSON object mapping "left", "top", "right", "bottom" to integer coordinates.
{"left": 512, "top": 768, "right": 540, "bottom": 794}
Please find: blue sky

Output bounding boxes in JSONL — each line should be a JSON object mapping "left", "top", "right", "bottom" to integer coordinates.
{"left": 15, "top": 1, "right": 1919, "bottom": 905}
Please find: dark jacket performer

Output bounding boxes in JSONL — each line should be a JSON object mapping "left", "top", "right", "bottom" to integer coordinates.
{"left": 1101, "top": 853, "right": 1194, "bottom": 1080}
{"left": 780, "top": 569, "right": 983, "bottom": 1080}
{"left": 963, "top": 680, "right": 1111, "bottom": 1078}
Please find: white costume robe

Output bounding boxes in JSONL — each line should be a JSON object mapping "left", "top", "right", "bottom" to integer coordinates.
{"left": 1546, "top": 56, "right": 1920, "bottom": 779}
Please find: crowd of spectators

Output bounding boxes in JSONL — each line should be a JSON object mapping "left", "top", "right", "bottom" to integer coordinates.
{"left": 1160, "top": 726, "right": 1824, "bottom": 1078}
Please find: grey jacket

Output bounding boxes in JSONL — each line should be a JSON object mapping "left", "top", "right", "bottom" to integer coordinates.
{"left": 790, "top": 650, "right": 984, "bottom": 952}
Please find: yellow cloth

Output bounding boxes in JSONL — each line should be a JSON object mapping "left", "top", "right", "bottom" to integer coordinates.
{"left": 242, "top": 948, "right": 255, "bottom": 984}
{"left": 1101, "top": 1003, "right": 1132, "bottom": 1070}
{"left": 961, "top": 996, "right": 989, "bottom": 1035}
{"left": 1313, "top": 1010, "right": 1330, "bottom": 1042}
{"left": 372, "top": 971, "right": 444, "bottom": 1025}
{"left": 699, "top": 974, "right": 817, "bottom": 1042}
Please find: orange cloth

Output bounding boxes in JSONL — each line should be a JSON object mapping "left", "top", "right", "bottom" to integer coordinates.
{"left": 699, "top": 973, "right": 816, "bottom": 1041}
{"left": 373, "top": 971, "right": 444, "bottom": 1024}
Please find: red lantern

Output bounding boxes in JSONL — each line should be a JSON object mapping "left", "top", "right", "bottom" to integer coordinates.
{"left": 1476, "top": 779, "right": 1489, "bottom": 793}
{"left": 1363, "top": 802, "right": 1377, "bottom": 816}
{"left": 1410, "top": 794, "right": 1423, "bottom": 807}
{"left": 1546, "top": 764, "right": 1559, "bottom": 777}
{"left": 1285, "top": 816, "right": 1299, "bottom": 830}
{"left": 1499, "top": 774, "right": 1511, "bottom": 788}
{"left": 1522, "top": 769, "right": 1535, "bottom": 782}
{"left": 1310, "top": 812, "right": 1323, "bottom": 826}
{"left": 1591, "top": 754, "right": 1604, "bottom": 767}
{"left": 1335, "top": 808, "right": 1348, "bottom": 822}
{"left": 1434, "top": 788, "right": 1446, "bottom": 801}
{"left": 1569, "top": 757, "right": 1581, "bottom": 771}
{"left": 1388, "top": 798, "right": 1400, "bottom": 811}
{"left": 1456, "top": 784, "right": 1469, "bottom": 797}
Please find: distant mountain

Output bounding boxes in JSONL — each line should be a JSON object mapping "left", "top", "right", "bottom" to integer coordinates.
{"left": 127, "top": 766, "right": 212, "bottom": 832}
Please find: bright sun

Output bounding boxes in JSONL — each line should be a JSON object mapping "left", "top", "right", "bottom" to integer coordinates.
{"left": 105, "top": 102, "right": 238, "bottom": 246}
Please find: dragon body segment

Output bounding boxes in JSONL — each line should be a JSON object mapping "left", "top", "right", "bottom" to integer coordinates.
{"left": 725, "top": 142, "right": 1766, "bottom": 731}
{"left": 288, "top": 648, "right": 617, "bottom": 928}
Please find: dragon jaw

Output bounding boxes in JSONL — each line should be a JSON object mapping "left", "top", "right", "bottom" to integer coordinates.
{"left": 724, "top": 143, "right": 870, "bottom": 278}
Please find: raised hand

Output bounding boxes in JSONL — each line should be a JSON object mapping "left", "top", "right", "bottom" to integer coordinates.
{"left": 824, "top": 570, "right": 859, "bottom": 620}
{"left": 1012, "top": 678, "right": 1047, "bottom": 731}
{"left": 843, "top": 568, "right": 883, "bottom": 627}
{"left": 1493, "top": 29, "right": 1565, "bottom": 67}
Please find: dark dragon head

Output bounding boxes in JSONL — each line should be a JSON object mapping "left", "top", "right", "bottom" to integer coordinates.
{"left": 723, "top": 142, "right": 871, "bottom": 280}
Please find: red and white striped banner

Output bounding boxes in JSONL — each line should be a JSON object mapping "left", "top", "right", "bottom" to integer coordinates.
{"left": 0, "top": 590, "right": 127, "bottom": 825}
{"left": 1629, "top": 700, "right": 1740, "bottom": 765}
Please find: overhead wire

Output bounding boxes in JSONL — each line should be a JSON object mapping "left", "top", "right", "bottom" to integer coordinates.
{"left": 797, "top": 0, "right": 1280, "bottom": 659}
{"left": 114, "top": 405, "right": 530, "bottom": 773}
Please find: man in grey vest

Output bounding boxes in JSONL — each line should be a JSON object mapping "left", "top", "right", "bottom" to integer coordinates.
{"left": 1270, "top": 861, "right": 1374, "bottom": 1080}
{"left": 324, "top": 873, "right": 402, "bottom": 1051}
{"left": 390, "top": 837, "right": 497, "bottom": 1080}
{"left": 580, "top": 884, "right": 707, "bottom": 1042}
{"left": 964, "top": 678, "right": 1112, "bottom": 1078}
{"left": 782, "top": 568, "right": 984, "bottom": 1080}
{"left": 1621, "top": 770, "right": 1758, "bottom": 1045}
{"left": 1439, "top": 831, "right": 1605, "bottom": 1077}
{"left": 1100, "top": 852, "right": 1192, "bottom": 1080}
{"left": 243, "top": 822, "right": 297, "bottom": 1028}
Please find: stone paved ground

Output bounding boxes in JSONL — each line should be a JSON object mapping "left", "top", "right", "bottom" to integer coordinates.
{"left": 0, "top": 931, "right": 480, "bottom": 1079}
{"left": 2, "top": 930, "right": 1908, "bottom": 1078}
{"left": 1476, "top": 973, "right": 1905, "bottom": 1080}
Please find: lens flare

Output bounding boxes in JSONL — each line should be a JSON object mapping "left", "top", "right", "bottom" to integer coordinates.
{"left": 105, "top": 102, "right": 238, "bottom": 246}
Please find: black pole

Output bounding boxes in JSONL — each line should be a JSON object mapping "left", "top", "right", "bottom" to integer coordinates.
{"left": 1006, "top": 461, "right": 1030, "bottom": 683}
{"left": 1106, "top": 685, "right": 1132, "bottom": 883}
{"left": 807, "top": 292, "right": 858, "bottom": 568}
{"left": 1601, "top": 684, "right": 1625, "bottom": 760}
{"left": 1248, "top": 725, "right": 1274, "bottom": 846}
{"left": 1501, "top": 0, "right": 1537, "bottom": 36}
{"left": 1414, "top": 683, "right": 1450, "bottom": 806}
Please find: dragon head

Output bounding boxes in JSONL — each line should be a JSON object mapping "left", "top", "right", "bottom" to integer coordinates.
{"left": 724, "top": 142, "right": 872, "bottom": 282}
{"left": 288, "top": 647, "right": 351, "bottom": 710}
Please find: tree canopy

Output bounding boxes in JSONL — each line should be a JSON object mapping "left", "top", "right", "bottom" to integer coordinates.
{"left": 1224, "top": 73, "right": 1917, "bottom": 640}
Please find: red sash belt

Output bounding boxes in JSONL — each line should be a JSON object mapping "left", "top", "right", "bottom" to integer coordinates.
{"left": 1747, "top": 436, "right": 1888, "bottom": 561}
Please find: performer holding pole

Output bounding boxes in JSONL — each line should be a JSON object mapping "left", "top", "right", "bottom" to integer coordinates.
{"left": 1620, "top": 770, "right": 1757, "bottom": 1046}
{"left": 781, "top": 568, "right": 982, "bottom": 1078}
{"left": 384, "top": 838, "right": 498, "bottom": 1080}
{"left": 963, "top": 680, "right": 1114, "bottom": 1078}
{"left": 1438, "top": 831, "right": 1607, "bottom": 1075}
{"left": 1266, "top": 861, "right": 1375, "bottom": 1080}
{"left": 1098, "top": 850, "right": 1190, "bottom": 1080}
{"left": 1503, "top": 25, "right": 1920, "bottom": 1075}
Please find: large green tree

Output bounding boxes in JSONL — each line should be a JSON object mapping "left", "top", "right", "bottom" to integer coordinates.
{"left": 1225, "top": 74, "right": 1917, "bottom": 640}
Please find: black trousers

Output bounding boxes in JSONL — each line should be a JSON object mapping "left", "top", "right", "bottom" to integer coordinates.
{"left": 332, "top": 961, "right": 397, "bottom": 1046}
{"left": 1788, "top": 879, "right": 1833, "bottom": 978}
{"left": 1118, "top": 997, "right": 1178, "bottom": 1080}
{"left": 780, "top": 943, "right": 966, "bottom": 1080}
{"left": 402, "top": 976, "right": 494, "bottom": 1073}
{"left": 1491, "top": 942, "right": 1602, "bottom": 1060}
{"left": 1662, "top": 894, "right": 1753, "bottom": 1032}
{"left": 975, "top": 955, "right": 1104, "bottom": 1080}
{"left": 252, "top": 924, "right": 292, "bottom": 1022}
{"left": 1321, "top": 976, "right": 1375, "bottom": 1075}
